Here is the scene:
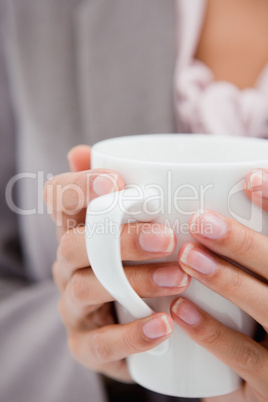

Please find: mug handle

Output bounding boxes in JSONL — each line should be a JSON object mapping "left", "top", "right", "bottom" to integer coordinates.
{"left": 85, "top": 187, "right": 169, "bottom": 355}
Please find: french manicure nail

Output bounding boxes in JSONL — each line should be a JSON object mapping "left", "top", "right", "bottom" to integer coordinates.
{"left": 93, "top": 174, "right": 118, "bottom": 196}
{"left": 180, "top": 244, "right": 194, "bottom": 265}
{"left": 153, "top": 266, "right": 188, "bottom": 288}
{"left": 191, "top": 211, "right": 227, "bottom": 240}
{"left": 248, "top": 170, "right": 268, "bottom": 198}
{"left": 180, "top": 245, "right": 217, "bottom": 275}
{"left": 143, "top": 315, "right": 172, "bottom": 339}
{"left": 172, "top": 299, "right": 201, "bottom": 325}
{"left": 139, "top": 227, "right": 175, "bottom": 253}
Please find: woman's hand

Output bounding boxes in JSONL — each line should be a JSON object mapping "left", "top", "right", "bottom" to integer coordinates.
{"left": 172, "top": 168, "right": 268, "bottom": 402}
{"left": 44, "top": 145, "right": 190, "bottom": 383}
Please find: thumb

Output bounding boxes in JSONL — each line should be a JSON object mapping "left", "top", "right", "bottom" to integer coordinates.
{"left": 67, "top": 145, "right": 91, "bottom": 172}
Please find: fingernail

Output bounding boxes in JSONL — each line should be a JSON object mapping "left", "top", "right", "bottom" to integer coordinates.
{"left": 172, "top": 299, "right": 201, "bottom": 325}
{"left": 93, "top": 174, "right": 118, "bottom": 196}
{"left": 248, "top": 170, "right": 268, "bottom": 198}
{"left": 180, "top": 244, "right": 217, "bottom": 275}
{"left": 139, "top": 227, "right": 175, "bottom": 253}
{"left": 191, "top": 211, "right": 227, "bottom": 240}
{"left": 143, "top": 315, "right": 172, "bottom": 339}
{"left": 153, "top": 266, "right": 189, "bottom": 288}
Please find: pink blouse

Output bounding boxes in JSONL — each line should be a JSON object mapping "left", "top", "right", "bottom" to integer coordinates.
{"left": 174, "top": 0, "right": 268, "bottom": 137}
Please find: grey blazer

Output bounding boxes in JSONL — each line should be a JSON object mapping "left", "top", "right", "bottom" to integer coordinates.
{"left": 0, "top": 1, "right": 188, "bottom": 401}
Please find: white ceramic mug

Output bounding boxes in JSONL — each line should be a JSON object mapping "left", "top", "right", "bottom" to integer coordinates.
{"left": 85, "top": 134, "right": 268, "bottom": 398}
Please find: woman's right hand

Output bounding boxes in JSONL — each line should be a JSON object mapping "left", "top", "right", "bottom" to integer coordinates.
{"left": 44, "top": 145, "right": 190, "bottom": 382}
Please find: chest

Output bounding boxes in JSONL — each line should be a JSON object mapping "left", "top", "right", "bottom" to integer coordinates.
{"left": 195, "top": 0, "right": 268, "bottom": 88}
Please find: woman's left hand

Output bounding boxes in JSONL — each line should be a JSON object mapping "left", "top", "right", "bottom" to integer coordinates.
{"left": 171, "top": 168, "right": 268, "bottom": 402}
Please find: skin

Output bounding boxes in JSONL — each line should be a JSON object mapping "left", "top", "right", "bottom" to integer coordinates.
{"left": 185, "top": 3, "right": 268, "bottom": 397}
{"left": 45, "top": 146, "right": 268, "bottom": 401}
{"left": 195, "top": 0, "right": 268, "bottom": 89}
{"left": 174, "top": 207, "right": 268, "bottom": 402}
{"left": 44, "top": 145, "right": 189, "bottom": 383}
{"left": 44, "top": 1, "right": 268, "bottom": 398}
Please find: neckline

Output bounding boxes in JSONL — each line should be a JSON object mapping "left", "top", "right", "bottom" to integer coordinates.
{"left": 176, "top": 0, "right": 268, "bottom": 91}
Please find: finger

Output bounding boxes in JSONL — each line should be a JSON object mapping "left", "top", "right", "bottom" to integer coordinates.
{"left": 44, "top": 169, "right": 124, "bottom": 228}
{"left": 121, "top": 222, "right": 176, "bottom": 260}
{"left": 171, "top": 298, "right": 268, "bottom": 398}
{"left": 52, "top": 261, "right": 64, "bottom": 292}
{"left": 67, "top": 145, "right": 91, "bottom": 172}
{"left": 44, "top": 169, "right": 124, "bottom": 214}
{"left": 66, "top": 308, "right": 131, "bottom": 383}
{"left": 58, "top": 298, "right": 115, "bottom": 331}
{"left": 60, "top": 263, "right": 189, "bottom": 327}
{"left": 68, "top": 313, "right": 173, "bottom": 375}
{"left": 178, "top": 243, "right": 268, "bottom": 331}
{"left": 245, "top": 169, "right": 268, "bottom": 212}
{"left": 57, "top": 209, "right": 87, "bottom": 239}
{"left": 189, "top": 209, "right": 268, "bottom": 281}
{"left": 57, "top": 223, "right": 176, "bottom": 273}
{"left": 54, "top": 145, "right": 92, "bottom": 235}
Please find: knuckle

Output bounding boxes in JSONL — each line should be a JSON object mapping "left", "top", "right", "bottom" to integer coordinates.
{"left": 93, "top": 330, "right": 114, "bottom": 362}
{"left": 236, "top": 341, "right": 263, "bottom": 372}
{"left": 69, "top": 271, "right": 92, "bottom": 307}
{"left": 198, "top": 322, "right": 223, "bottom": 347}
{"left": 57, "top": 230, "right": 74, "bottom": 264}
{"left": 222, "top": 268, "right": 242, "bottom": 295}
{"left": 69, "top": 273, "right": 86, "bottom": 305}
{"left": 122, "top": 328, "right": 139, "bottom": 355}
{"left": 68, "top": 333, "right": 102, "bottom": 372}
{"left": 234, "top": 227, "right": 255, "bottom": 257}
{"left": 52, "top": 262, "right": 65, "bottom": 291}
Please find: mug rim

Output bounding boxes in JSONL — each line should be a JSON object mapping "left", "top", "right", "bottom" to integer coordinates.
{"left": 92, "top": 134, "right": 268, "bottom": 167}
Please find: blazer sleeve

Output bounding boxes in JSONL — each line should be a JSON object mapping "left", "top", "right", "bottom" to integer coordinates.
{"left": 0, "top": 4, "right": 106, "bottom": 402}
